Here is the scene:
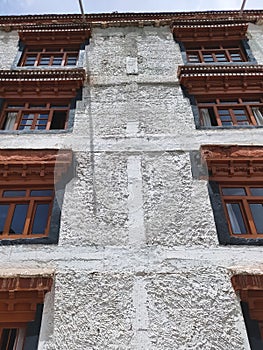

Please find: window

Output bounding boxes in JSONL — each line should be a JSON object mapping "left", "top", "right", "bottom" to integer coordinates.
{"left": 221, "top": 185, "right": 263, "bottom": 237}
{"left": 19, "top": 48, "right": 79, "bottom": 67}
{"left": 200, "top": 146, "right": 263, "bottom": 245}
{"left": 197, "top": 97, "right": 263, "bottom": 127}
{"left": 0, "top": 188, "right": 53, "bottom": 239}
{"left": 17, "top": 26, "right": 91, "bottom": 70}
{"left": 185, "top": 42, "right": 247, "bottom": 63}
{"left": 0, "top": 275, "right": 53, "bottom": 350}
{"left": 0, "top": 149, "right": 73, "bottom": 244}
{"left": 1, "top": 102, "right": 70, "bottom": 131}
{"left": 178, "top": 65, "right": 263, "bottom": 129}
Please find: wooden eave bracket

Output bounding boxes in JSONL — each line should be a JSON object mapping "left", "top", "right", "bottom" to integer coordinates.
{"left": 172, "top": 23, "right": 248, "bottom": 42}
{"left": 0, "top": 149, "right": 73, "bottom": 184}
{"left": 201, "top": 146, "right": 263, "bottom": 180}
{"left": 178, "top": 65, "right": 263, "bottom": 94}
{"left": 0, "top": 69, "right": 85, "bottom": 98}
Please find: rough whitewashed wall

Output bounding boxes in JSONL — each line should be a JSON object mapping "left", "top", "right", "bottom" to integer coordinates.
{"left": 1, "top": 22, "right": 263, "bottom": 349}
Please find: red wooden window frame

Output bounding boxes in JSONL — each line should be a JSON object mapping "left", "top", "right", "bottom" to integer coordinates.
{"left": 0, "top": 187, "right": 54, "bottom": 239}
{"left": 197, "top": 97, "right": 263, "bottom": 127}
{"left": 185, "top": 42, "right": 247, "bottom": 63}
{"left": 220, "top": 184, "right": 263, "bottom": 238}
{"left": 19, "top": 47, "right": 79, "bottom": 67}
{"left": 0, "top": 101, "right": 70, "bottom": 131}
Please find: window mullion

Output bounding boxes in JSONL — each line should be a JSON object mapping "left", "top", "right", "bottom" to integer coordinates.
{"left": 46, "top": 110, "right": 53, "bottom": 130}
{"left": 243, "top": 199, "right": 258, "bottom": 236}
{"left": 23, "top": 199, "right": 34, "bottom": 236}
{"left": 225, "top": 50, "right": 232, "bottom": 62}
{"left": 214, "top": 106, "right": 222, "bottom": 126}
{"left": 3, "top": 203, "right": 14, "bottom": 236}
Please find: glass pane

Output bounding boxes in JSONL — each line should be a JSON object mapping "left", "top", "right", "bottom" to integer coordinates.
{"left": 32, "top": 203, "right": 50, "bottom": 234}
{"left": 221, "top": 121, "right": 233, "bottom": 126}
{"left": 222, "top": 188, "right": 246, "bottom": 196}
{"left": 226, "top": 203, "right": 246, "bottom": 234}
{"left": 39, "top": 56, "right": 50, "bottom": 65}
{"left": 0, "top": 205, "right": 9, "bottom": 233}
{"left": 220, "top": 116, "right": 232, "bottom": 121}
{"left": 250, "top": 203, "right": 263, "bottom": 233}
{"left": 30, "top": 190, "right": 53, "bottom": 197}
{"left": 52, "top": 57, "right": 63, "bottom": 65}
{"left": 3, "top": 190, "right": 26, "bottom": 197}
{"left": 218, "top": 110, "right": 230, "bottom": 115}
{"left": 25, "top": 55, "right": 37, "bottom": 66}
{"left": 250, "top": 188, "right": 263, "bottom": 196}
{"left": 10, "top": 204, "right": 28, "bottom": 234}
{"left": 66, "top": 57, "right": 77, "bottom": 65}
{"left": 38, "top": 114, "right": 48, "bottom": 120}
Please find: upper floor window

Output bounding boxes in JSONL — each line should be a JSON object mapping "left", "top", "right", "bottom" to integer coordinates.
{"left": 185, "top": 42, "right": 247, "bottom": 64}
{"left": 1, "top": 101, "right": 70, "bottom": 131}
{"left": 221, "top": 185, "right": 263, "bottom": 237}
{"left": 19, "top": 48, "right": 79, "bottom": 67}
{"left": 198, "top": 97, "right": 263, "bottom": 127}
{"left": 173, "top": 22, "right": 255, "bottom": 65}
{"left": 17, "top": 25, "right": 91, "bottom": 69}
{"left": 201, "top": 145, "right": 263, "bottom": 245}
{"left": 178, "top": 65, "right": 263, "bottom": 129}
{"left": 0, "top": 70, "right": 85, "bottom": 133}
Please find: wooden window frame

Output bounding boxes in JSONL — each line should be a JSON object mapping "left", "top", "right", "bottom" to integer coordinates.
{"left": 0, "top": 150, "right": 73, "bottom": 244}
{"left": 0, "top": 101, "right": 70, "bottom": 131}
{"left": 19, "top": 47, "right": 79, "bottom": 67}
{"left": 185, "top": 42, "right": 247, "bottom": 63}
{"left": 197, "top": 97, "right": 263, "bottom": 127}
{"left": 0, "top": 187, "right": 54, "bottom": 239}
{"left": 220, "top": 184, "right": 263, "bottom": 238}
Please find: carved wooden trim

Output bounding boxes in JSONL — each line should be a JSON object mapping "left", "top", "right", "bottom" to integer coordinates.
{"left": 0, "top": 149, "right": 72, "bottom": 184}
{"left": 201, "top": 146, "right": 263, "bottom": 180}
{"left": 19, "top": 26, "right": 91, "bottom": 46}
{"left": 0, "top": 11, "right": 261, "bottom": 29}
{"left": 232, "top": 275, "right": 263, "bottom": 329}
{"left": 178, "top": 65, "right": 263, "bottom": 95}
{"left": 0, "top": 276, "right": 53, "bottom": 323}
{"left": 173, "top": 23, "right": 248, "bottom": 42}
{"left": 0, "top": 69, "right": 85, "bottom": 99}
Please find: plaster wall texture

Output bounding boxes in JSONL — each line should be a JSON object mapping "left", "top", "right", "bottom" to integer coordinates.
{"left": 0, "top": 30, "right": 18, "bottom": 69}
{"left": 0, "top": 21, "right": 262, "bottom": 350}
{"left": 248, "top": 23, "right": 263, "bottom": 64}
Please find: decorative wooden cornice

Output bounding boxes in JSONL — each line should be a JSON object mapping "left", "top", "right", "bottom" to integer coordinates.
{"left": 19, "top": 25, "right": 91, "bottom": 46}
{"left": 173, "top": 23, "right": 248, "bottom": 42}
{"left": 179, "top": 65, "right": 263, "bottom": 95}
{"left": 0, "top": 275, "right": 53, "bottom": 323}
{"left": 232, "top": 274, "right": 263, "bottom": 336}
{"left": 0, "top": 149, "right": 72, "bottom": 185}
{"left": 201, "top": 146, "right": 263, "bottom": 181}
{"left": 0, "top": 69, "right": 85, "bottom": 99}
{"left": 0, "top": 10, "right": 262, "bottom": 30}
